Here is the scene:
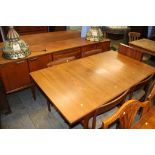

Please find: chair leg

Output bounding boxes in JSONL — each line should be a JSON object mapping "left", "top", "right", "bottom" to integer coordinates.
{"left": 47, "top": 99, "right": 51, "bottom": 112}
{"left": 31, "top": 84, "right": 36, "bottom": 100}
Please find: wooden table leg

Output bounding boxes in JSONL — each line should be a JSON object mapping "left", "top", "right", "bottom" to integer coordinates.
{"left": 46, "top": 99, "right": 51, "bottom": 112}
{"left": 31, "top": 83, "right": 36, "bottom": 100}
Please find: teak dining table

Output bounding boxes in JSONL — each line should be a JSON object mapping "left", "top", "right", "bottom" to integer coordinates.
{"left": 129, "top": 38, "right": 155, "bottom": 56}
{"left": 30, "top": 51, "right": 155, "bottom": 125}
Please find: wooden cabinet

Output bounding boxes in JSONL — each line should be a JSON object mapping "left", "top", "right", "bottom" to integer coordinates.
{"left": 0, "top": 31, "right": 110, "bottom": 94}
{"left": 81, "top": 44, "right": 97, "bottom": 52}
{"left": 49, "top": 26, "right": 66, "bottom": 32}
{"left": 2, "top": 26, "right": 48, "bottom": 36}
{"left": 0, "top": 60, "right": 31, "bottom": 93}
{"left": 28, "top": 54, "right": 51, "bottom": 72}
{"left": 97, "top": 41, "right": 110, "bottom": 52}
{"left": 96, "top": 41, "right": 110, "bottom": 52}
{"left": 53, "top": 48, "right": 81, "bottom": 60}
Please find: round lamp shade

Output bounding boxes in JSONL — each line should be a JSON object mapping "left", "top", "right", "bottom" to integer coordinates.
{"left": 3, "top": 27, "right": 31, "bottom": 59}
{"left": 86, "top": 26, "right": 103, "bottom": 42}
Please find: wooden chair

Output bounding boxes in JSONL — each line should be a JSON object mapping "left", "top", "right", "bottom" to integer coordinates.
{"left": 146, "top": 81, "right": 155, "bottom": 105}
{"left": 128, "top": 74, "right": 154, "bottom": 101}
{"left": 46, "top": 56, "right": 76, "bottom": 111}
{"left": 128, "top": 32, "right": 151, "bottom": 61}
{"left": 81, "top": 90, "right": 129, "bottom": 129}
{"left": 102, "top": 99, "right": 150, "bottom": 129}
{"left": 82, "top": 49, "right": 102, "bottom": 57}
{"left": 118, "top": 43, "right": 143, "bottom": 61}
{"left": 47, "top": 56, "right": 76, "bottom": 67}
{"left": 128, "top": 32, "right": 141, "bottom": 42}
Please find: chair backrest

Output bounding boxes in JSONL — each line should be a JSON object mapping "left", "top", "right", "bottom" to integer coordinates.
{"left": 81, "top": 89, "right": 129, "bottom": 129}
{"left": 128, "top": 74, "right": 154, "bottom": 101}
{"left": 102, "top": 99, "right": 150, "bottom": 129}
{"left": 47, "top": 56, "right": 76, "bottom": 67}
{"left": 118, "top": 43, "right": 143, "bottom": 61}
{"left": 147, "top": 81, "right": 155, "bottom": 105}
{"left": 128, "top": 32, "right": 141, "bottom": 42}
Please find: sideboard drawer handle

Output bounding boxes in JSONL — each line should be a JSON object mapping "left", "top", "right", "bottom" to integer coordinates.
{"left": 29, "top": 57, "right": 38, "bottom": 61}
{"left": 16, "top": 60, "right": 25, "bottom": 64}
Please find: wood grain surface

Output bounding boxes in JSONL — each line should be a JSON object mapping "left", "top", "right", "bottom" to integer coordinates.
{"left": 30, "top": 51, "right": 155, "bottom": 124}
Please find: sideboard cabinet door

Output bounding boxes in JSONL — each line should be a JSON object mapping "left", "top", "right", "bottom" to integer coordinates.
{"left": 0, "top": 60, "right": 31, "bottom": 93}
{"left": 28, "top": 54, "right": 51, "bottom": 72}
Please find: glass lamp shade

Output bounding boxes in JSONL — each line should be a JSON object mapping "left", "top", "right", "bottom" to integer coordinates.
{"left": 86, "top": 26, "right": 103, "bottom": 42}
{"left": 2, "top": 27, "right": 31, "bottom": 59}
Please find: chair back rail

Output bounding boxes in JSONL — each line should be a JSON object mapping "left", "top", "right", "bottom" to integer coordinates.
{"left": 81, "top": 89, "right": 129, "bottom": 129}
{"left": 128, "top": 32, "right": 141, "bottom": 42}
{"left": 147, "top": 81, "right": 155, "bottom": 105}
{"left": 118, "top": 43, "right": 143, "bottom": 61}
{"left": 103, "top": 99, "right": 150, "bottom": 129}
{"left": 128, "top": 74, "right": 154, "bottom": 101}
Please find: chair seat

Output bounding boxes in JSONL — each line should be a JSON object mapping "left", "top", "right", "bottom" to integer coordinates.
{"left": 142, "top": 54, "right": 151, "bottom": 62}
{"left": 132, "top": 89, "right": 145, "bottom": 100}
{"left": 88, "top": 107, "right": 118, "bottom": 128}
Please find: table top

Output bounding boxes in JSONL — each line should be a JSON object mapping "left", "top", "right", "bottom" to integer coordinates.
{"left": 30, "top": 51, "right": 155, "bottom": 124}
{"left": 133, "top": 107, "right": 155, "bottom": 129}
{"left": 129, "top": 38, "right": 155, "bottom": 56}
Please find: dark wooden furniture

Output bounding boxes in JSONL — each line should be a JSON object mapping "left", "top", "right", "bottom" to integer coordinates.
{"left": 81, "top": 90, "right": 129, "bottom": 129}
{"left": 49, "top": 26, "right": 66, "bottom": 32}
{"left": 129, "top": 38, "right": 155, "bottom": 56}
{"left": 30, "top": 51, "right": 155, "bottom": 125}
{"left": 129, "top": 26, "right": 148, "bottom": 38}
{"left": 2, "top": 26, "right": 48, "bottom": 36}
{"left": 0, "top": 31, "right": 110, "bottom": 94}
{"left": 118, "top": 43, "right": 143, "bottom": 61}
{"left": 103, "top": 99, "right": 150, "bottom": 129}
{"left": 0, "top": 34, "right": 2, "bottom": 42}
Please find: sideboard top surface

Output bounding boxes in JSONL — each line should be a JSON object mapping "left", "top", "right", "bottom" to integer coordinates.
{"left": 0, "top": 31, "right": 110, "bottom": 65}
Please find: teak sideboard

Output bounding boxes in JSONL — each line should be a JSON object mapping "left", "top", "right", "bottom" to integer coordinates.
{"left": 0, "top": 31, "right": 110, "bottom": 94}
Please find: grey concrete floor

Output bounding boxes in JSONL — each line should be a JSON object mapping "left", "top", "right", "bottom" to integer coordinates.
{"left": 1, "top": 88, "right": 83, "bottom": 129}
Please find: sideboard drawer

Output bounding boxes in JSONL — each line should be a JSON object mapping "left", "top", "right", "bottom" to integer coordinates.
{"left": 28, "top": 54, "right": 51, "bottom": 72}
{"left": 81, "top": 44, "right": 97, "bottom": 52}
{"left": 82, "top": 49, "right": 102, "bottom": 57}
{"left": 53, "top": 48, "right": 81, "bottom": 60}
